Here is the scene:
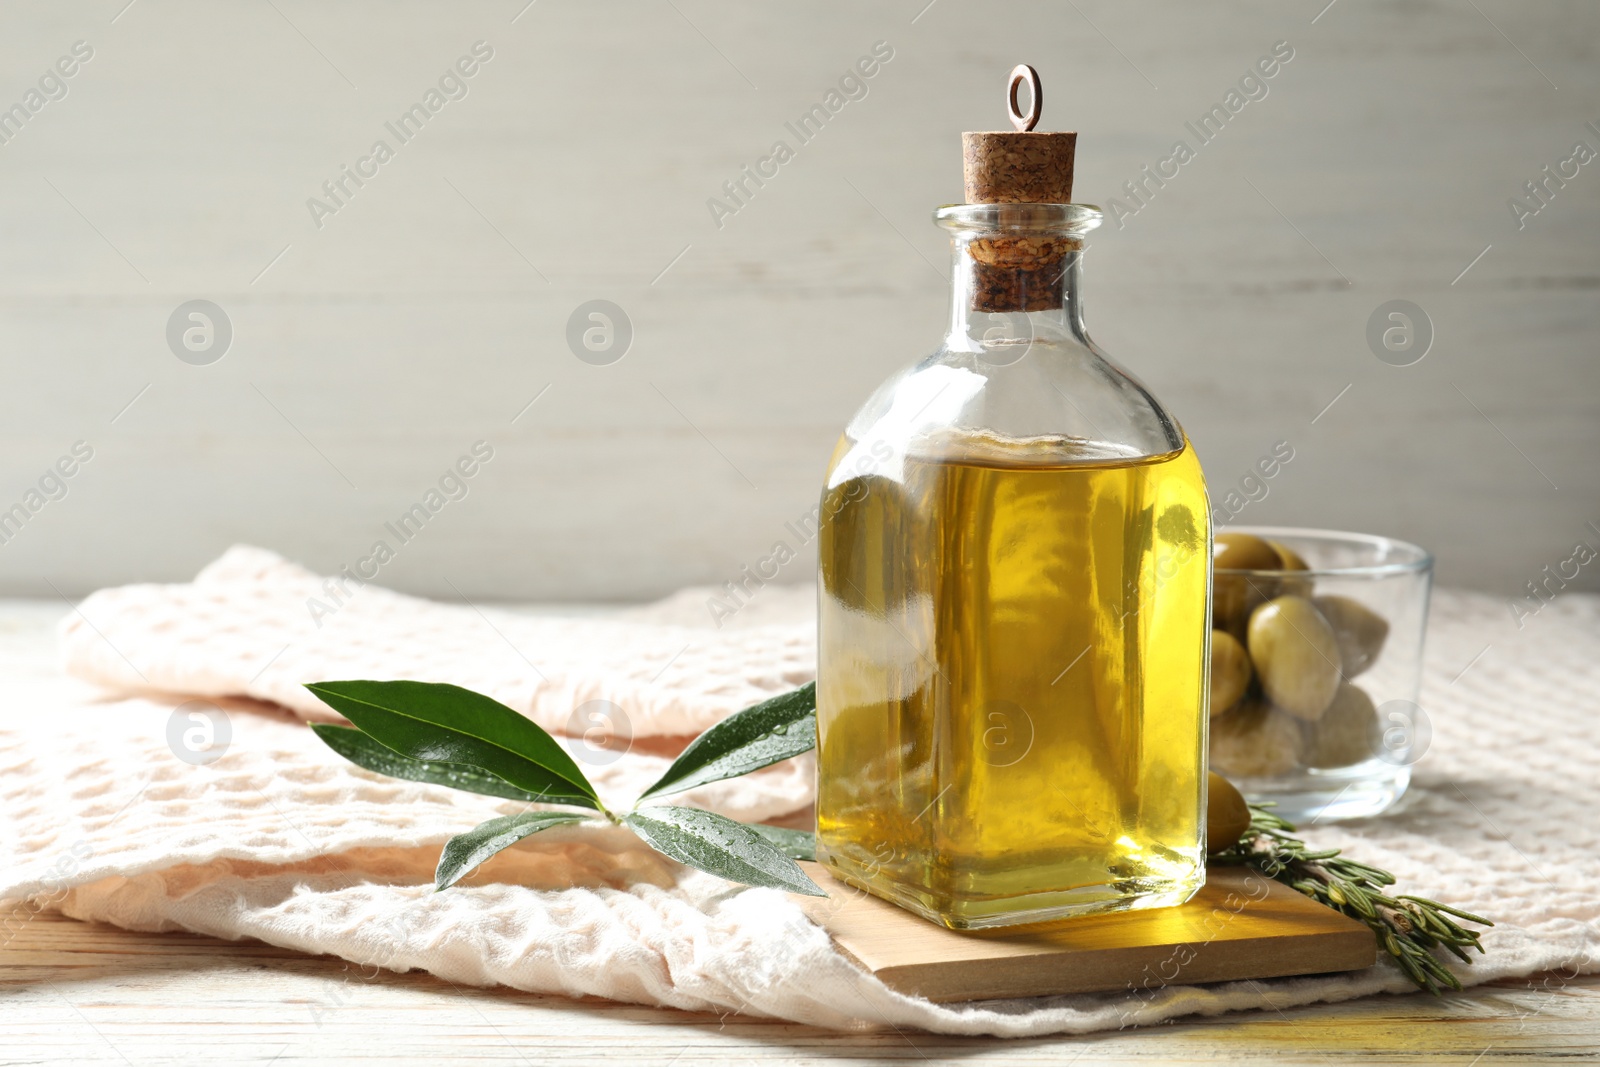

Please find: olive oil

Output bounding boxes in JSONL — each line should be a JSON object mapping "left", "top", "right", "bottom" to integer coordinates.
{"left": 816, "top": 432, "right": 1210, "bottom": 929}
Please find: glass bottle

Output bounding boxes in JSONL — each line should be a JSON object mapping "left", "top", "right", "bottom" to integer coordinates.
{"left": 815, "top": 189, "right": 1212, "bottom": 927}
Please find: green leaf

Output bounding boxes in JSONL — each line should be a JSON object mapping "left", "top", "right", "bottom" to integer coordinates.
{"left": 311, "top": 723, "right": 547, "bottom": 803}
{"left": 435, "top": 811, "right": 589, "bottom": 890}
{"left": 306, "top": 680, "right": 599, "bottom": 810}
{"left": 748, "top": 824, "right": 815, "bottom": 862}
{"left": 638, "top": 683, "right": 816, "bottom": 801}
{"left": 623, "top": 806, "right": 825, "bottom": 896}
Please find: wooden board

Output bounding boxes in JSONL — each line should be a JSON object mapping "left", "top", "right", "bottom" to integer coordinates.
{"left": 797, "top": 864, "right": 1376, "bottom": 1003}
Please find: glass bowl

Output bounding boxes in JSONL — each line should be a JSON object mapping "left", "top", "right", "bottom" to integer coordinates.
{"left": 1209, "top": 526, "right": 1433, "bottom": 822}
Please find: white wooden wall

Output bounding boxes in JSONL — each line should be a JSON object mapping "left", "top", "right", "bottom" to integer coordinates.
{"left": 0, "top": 0, "right": 1595, "bottom": 606}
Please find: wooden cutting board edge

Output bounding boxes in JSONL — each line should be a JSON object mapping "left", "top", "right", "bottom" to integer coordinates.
{"left": 795, "top": 862, "right": 1378, "bottom": 1004}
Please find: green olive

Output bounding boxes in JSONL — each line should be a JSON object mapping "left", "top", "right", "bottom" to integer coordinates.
{"left": 1206, "top": 772, "right": 1252, "bottom": 853}
{"left": 1302, "top": 683, "right": 1378, "bottom": 768}
{"left": 1213, "top": 533, "right": 1282, "bottom": 637}
{"left": 1214, "top": 532, "right": 1282, "bottom": 571}
{"left": 1210, "top": 628, "right": 1252, "bottom": 716}
{"left": 1313, "top": 595, "right": 1390, "bottom": 679}
{"left": 1267, "top": 539, "right": 1314, "bottom": 599}
{"left": 1247, "top": 595, "right": 1342, "bottom": 721}
{"left": 1210, "top": 699, "right": 1304, "bottom": 778}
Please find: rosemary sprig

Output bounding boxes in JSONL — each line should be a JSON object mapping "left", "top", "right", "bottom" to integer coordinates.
{"left": 1212, "top": 803, "right": 1494, "bottom": 994}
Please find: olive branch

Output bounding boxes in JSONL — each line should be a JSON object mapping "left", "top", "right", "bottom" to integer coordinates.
{"left": 308, "top": 679, "right": 823, "bottom": 896}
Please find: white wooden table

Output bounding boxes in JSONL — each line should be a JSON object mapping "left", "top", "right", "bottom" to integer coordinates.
{"left": 4, "top": 907, "right": 1597, "bottom": 1065}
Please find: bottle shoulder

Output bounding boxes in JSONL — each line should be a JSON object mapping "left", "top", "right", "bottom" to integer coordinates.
{"left": 838, "top": 338, "right": 1185, "bottom": 476}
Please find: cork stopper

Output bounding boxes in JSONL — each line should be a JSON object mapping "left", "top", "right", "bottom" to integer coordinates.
{"left": 961, "top": 66, "right": 1078, "bottom": 313}
{"left": 962, "top": 133, "right": 1076, "bottom": 203}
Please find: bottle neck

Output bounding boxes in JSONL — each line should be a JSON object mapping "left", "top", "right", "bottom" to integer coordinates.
{"left": 946, "top": 233, "right": 1088, "bottom": 352}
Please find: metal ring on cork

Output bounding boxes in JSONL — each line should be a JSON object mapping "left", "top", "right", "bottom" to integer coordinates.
{"left": 1007, "top": 64, "right": 1042, "bottom": 132}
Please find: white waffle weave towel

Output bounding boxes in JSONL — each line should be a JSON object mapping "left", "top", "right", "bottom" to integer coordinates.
{"left": 1, "top": 546, "right": 1595, "bottom": 1035}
